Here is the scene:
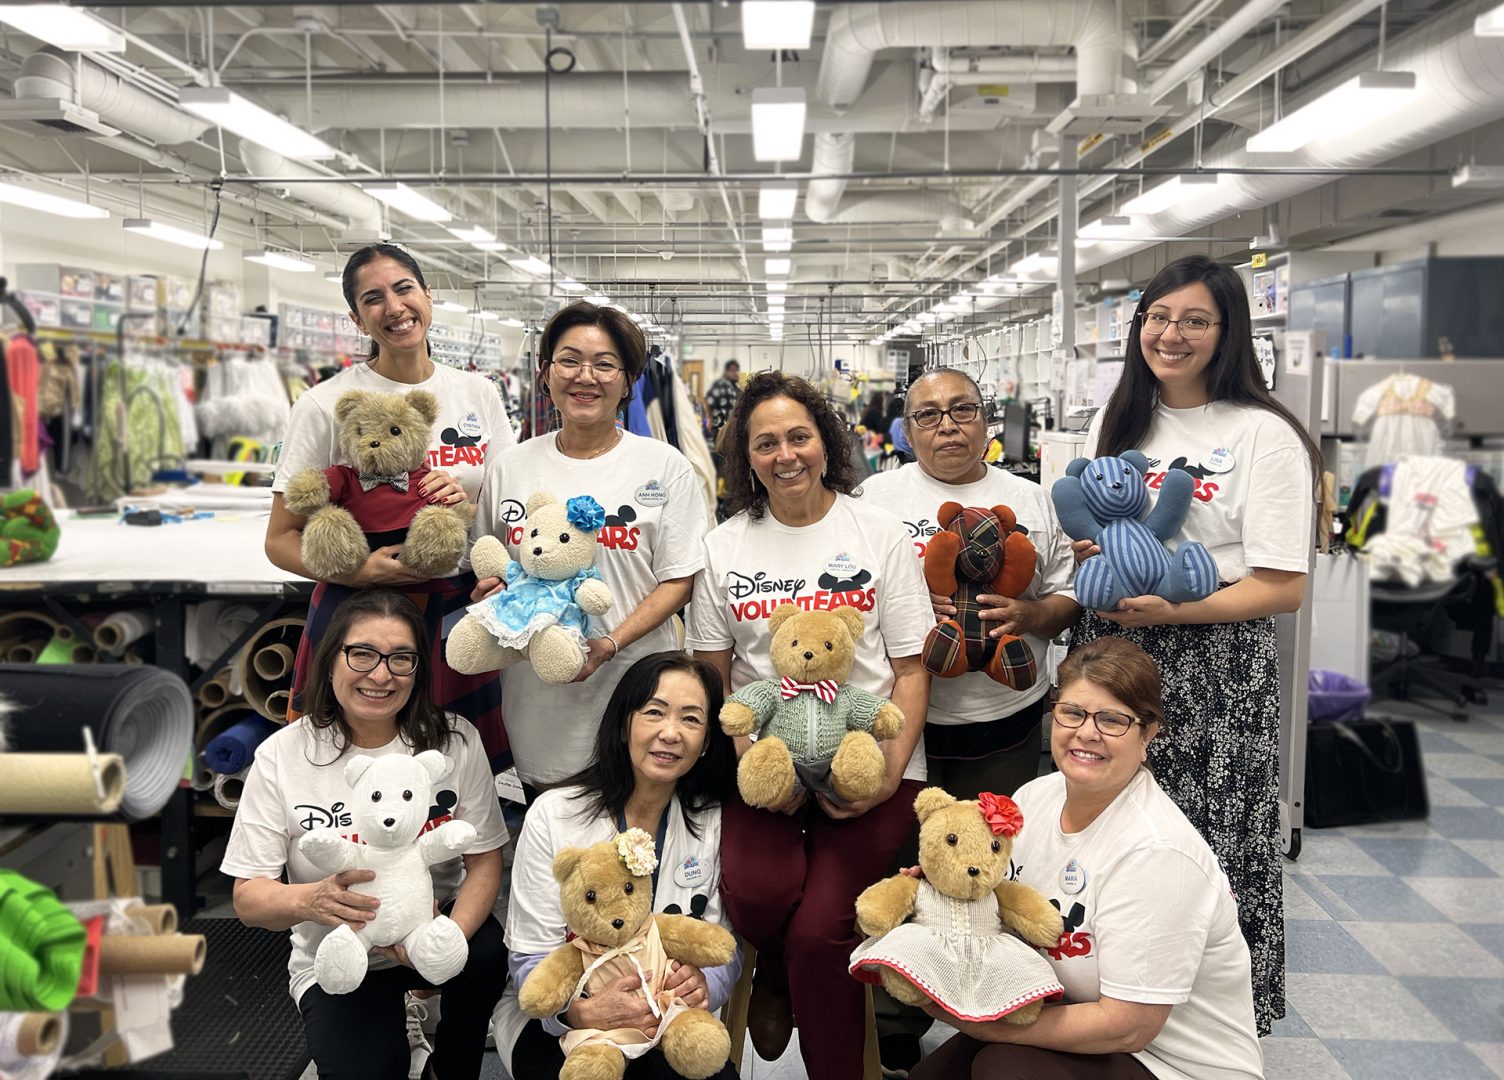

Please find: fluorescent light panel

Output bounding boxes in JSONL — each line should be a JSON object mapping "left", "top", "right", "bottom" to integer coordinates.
{"left": 364, "top": 182, "right": 452, "bottom": 223}
{"left": 323, "top": 272, "right": 343, "bottom": 283}
{"left": 447, "top": 224, "right": 495, "bottom": 243}
{"left": 751, "top": 87, "right": 807, "bottom": 162}
{"left": 761, "top": 225, "right": 793, "bottom": 252}
{"left": 123, "top": 217, "right": 223, "bottom": 251}
{"left": 0, "top": 180, "right": 108, "bottom": 219}
{"left": 742, "top": 0, "right": 815, "bottom": 49}
{"left": 435, "top": 299, "right": 469, "bottom": 313}
{"left": 1477, "top": 3, "right": 1504, "bottom": 35}
{"left": 1246, "top": 71, "right": 1417, "bottom": 153}
{"left": 758, "top": 181, "right": 799, "bottom": 220}
{"left": 179, "top": 87, "right": 335, "bottom": 160}
{"left": 472, "top": 241, "right": 509, "bottom": 253}
{"left": 766, "top": 281, "right": 788, "bottom": 292}
{"left": 500, "top": 317, "right": 526, "bottom": 328}
{"left": 0, "top": 5, "right": 123, "bottom": 51}
{"left": 765, "top": 258, "right": 791, "bottom": 275}
{"left": 507, "top": 255, "right": 551, "bottom": 275}
{"left": 244, "top": 250, "right": 316, "bottom": 272}
{"left": 1078, "top": 214, "right": 1138, "bottom": 240}
{"left": 470, "top": 309, "right": 498, "bottom": 321}
{"left": 1121, "top": 174, "right": 1224, "bottom": 215}
{"left": 557, "top": 278, "right": 587, "bottom": 293}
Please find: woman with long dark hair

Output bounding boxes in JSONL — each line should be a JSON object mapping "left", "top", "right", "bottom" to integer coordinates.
{"left": 265, "top": 244, "right": 518, "bottom": 770}
{"left": 1071, "top": 253, "right": 1322, "bottom": 1034}
{"left": 224, "top": 589, "right": 508, "bottom": 1080}
{"left": 495, "top": 651, "right": 740, "bottom": 1078}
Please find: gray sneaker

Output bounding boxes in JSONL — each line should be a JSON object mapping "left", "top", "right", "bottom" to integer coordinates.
{"left": 405, "top": 995, "right": 433, "bottom": 1080}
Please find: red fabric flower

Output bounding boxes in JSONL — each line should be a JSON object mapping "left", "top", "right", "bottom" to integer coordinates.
{"left": 977, "top": 792, "right": 1023, "bottom": 837}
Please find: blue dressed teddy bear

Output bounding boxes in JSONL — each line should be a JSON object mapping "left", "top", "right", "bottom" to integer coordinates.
{"left": 1051, "top": 451, "right": 1218, "bottom": 612}
{"left": 445, "top": 491, "right": 615, "bottom": 683}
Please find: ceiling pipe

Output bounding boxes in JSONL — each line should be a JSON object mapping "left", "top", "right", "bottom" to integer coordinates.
{"left": 920, "top": 47, "right": 1079, "bottom": 124}
{"left": 16, "top": 48, "right": 210, "bottom": 145}
{"left": 237, "top": 139, "right": 384, "bottom": 235}
{"left": 1147, "top": 0, "right": 1287, "bottom": 104}
{"left": 1139, "top": 0, "right": 1226, "bottom": 67}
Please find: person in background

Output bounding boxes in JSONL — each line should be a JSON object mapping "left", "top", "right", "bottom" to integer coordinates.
{"left": 859, "top": 391, "right": 888, "bottom": 437}
{"left": 885, "top": 395, "right": 914, "bottom": 462}
{"left": 265, "top": 243, "right": 517, "bottom": 770}
{"left": 224, "top": 589, "right": 508, "bottom": 1080}
{"left": 469, "top": 301, "right": 709, "bottom": 798}
{"left": 911, "top": 637, "right": 1263, "bottom": 1080}
{"left": 496, "top": 651, "right": 740, "bottom": 1078}
{"left": 705, "top": 359, "right": 742, "bottom": 444}
{"left": 1072, "top": 253, "right": 1322, "bottom": 1034}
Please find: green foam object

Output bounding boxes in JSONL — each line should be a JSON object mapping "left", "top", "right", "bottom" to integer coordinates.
{"left": 1, "top": 489, "right": 61, "bottom": 568}
{"left": 0, "top": 869, "right": 87, "bottom": 1011}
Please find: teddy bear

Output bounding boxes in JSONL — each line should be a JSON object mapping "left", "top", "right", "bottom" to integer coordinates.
{"left": 720, "top": 603, "right": 903, "bottom": 809}
{"left": 297, "top": 750, "right": 477, "bottom": 995}
{"left": 922, "top": 502, "right": 1038, "bottom": 692}
{"left": 849, "top": 788, "right": 1064, "bottom": 1025}
{"left": 282, "top": 389, "right": 471, "bottom": 581}
{"left": 518, "top": 830, "right": 736, "bottom": 1080}
{"left": 444, "top": 491, "right": 615, "bottom": 684}
{"left": 1051, "top": 451, "right": 1219, "bottom": 611}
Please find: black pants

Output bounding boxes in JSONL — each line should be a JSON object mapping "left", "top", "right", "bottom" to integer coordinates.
{"left": 911, "top": 1035, "right": 1155, "bottom": 1080}
{"left": 298, "top": 907, "right": 506, "bottom": 1080}
{"left": 511, "top": 1018, "right": 741, "bottom": 1079}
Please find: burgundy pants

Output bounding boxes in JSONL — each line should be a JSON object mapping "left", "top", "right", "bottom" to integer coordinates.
{"left": 719, "top": 778, "right": 924, "bottom": 1080}
{"left": 911, "top": 1034, "right": 1157, "bottom": 1080}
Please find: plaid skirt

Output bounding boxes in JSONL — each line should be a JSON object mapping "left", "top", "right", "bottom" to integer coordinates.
{"left": 1072, "top": 609, "right": 1285, "bottom": 1036}
{"left": 288, "top": 576, "right": 511, "bottom": 773}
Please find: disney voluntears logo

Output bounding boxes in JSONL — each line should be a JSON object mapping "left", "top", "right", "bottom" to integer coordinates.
{"left": 634, "top": 480, "right": 669, "bottom": 507}
{"left": 1143, "top": 447, "right": 1238, "bottom": 504}
{"left": 725, "top": 564, "right": 877, "bottom": 622}
{"left": 500, "top": 498, "right": 527, "bottom": 546}
{"left": 293, "top": 789, "right": 459, "bottom": 845}
{"left": 430, "top": 412, "right": 488, "bottom": 468}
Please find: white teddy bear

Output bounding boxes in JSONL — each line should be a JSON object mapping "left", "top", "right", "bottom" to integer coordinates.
{"left": 445, "top": 491, "right": 615, "bottom": 684}
{"left": 298, "top": 750, "right": 477, "bottom": 995}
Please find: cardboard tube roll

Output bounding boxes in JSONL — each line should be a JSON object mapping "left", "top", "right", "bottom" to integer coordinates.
{"left": 213, "top": 770, "right": 247, "bottom": 810}
{"left": 264, "top": 689, "right": 291, "bottom": 720}
{"left": 7, "top": 642, "right": 40, "bottom": 662}
{"left": 252, "top": 643, "right": 294, "bottom": 682}
{"left": 191, "top": 757, "right": 217, "bottom": 791}
{"left": 197, "top": 673, "right": 231, "bottom": 709}
{"left": 0, "top": 752, "right": 126, "bottom": 815}
{"left": 98, "top": 933, "right": 206, "bottom": 976}
{"left": 15, "top": 1014, "right": 61, "bottom": 1057}
{"left": 95, "top": 610, "right": 153, "bottom": 654}
{"left": 125, "top": 903, "right": 178, "bottom": 936}
{"left": 236, "top": 617, "right": 305, "bottom": 722}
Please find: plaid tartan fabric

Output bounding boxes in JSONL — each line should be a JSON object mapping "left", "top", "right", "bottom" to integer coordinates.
{"left": 988, "top": 633, "right": 1037, "bottom": 691}
{"left": 953, "top": 508, "right": 1002, "bottom": 583}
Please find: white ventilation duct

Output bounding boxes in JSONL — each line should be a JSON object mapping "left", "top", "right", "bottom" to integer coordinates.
{"left": 16, "top": 48, "right": 210, "bottom": 145}
{"left": 237, "top": 140, "right": 384, "bottom": 236}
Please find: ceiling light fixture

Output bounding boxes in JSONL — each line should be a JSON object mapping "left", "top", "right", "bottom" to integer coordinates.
{"left": 1078, "top": 214, "right": 1139, "bottom": 240}
{"left": 123, "top": 217, "right": 223, "bottom": 251}
{"left": 1476, "top": 3, "right": 1504, "bottom": 35}
{"left": 0, "top": 180, "right": 108, "bottom": 219}
{"left": 758, "top": 181, "right": 799, "bottom": 221}
{"left": 435, "top": 299, "right": 470, "bottom": 313}
{"left": 507, "top": 255, "right": 551, "bottom": 275}
{"left": 751, "top": 87, "right": 807, "bottom": 162}
{"left": 741, "top": 0, "right": 815, "bottom": 50}
{"left": 556, "top": 278, "right": 588, "bottom": 293}
{"left": 500, "top": 317, "right": 526, "bottom": 328}
{"left": 1121, "top": 174, "right": 1224, "bottom": 215}
{"left": 364, "top": 182, "right": 453, "bottom": 223}
{"left": 180, "top": 88, "right": 335, "bottom": 160}
{"left": 765, "top": 258, "right": 792, "bottom": 276}
{"left": 244, "top": 249, "right": 316, "bottom": 272}
{"left": 0, "top": 5, "right": 123, "bottom": 51}
{"left": 472, "top": 241, "right": 509, "bottom": 253}
{"left": 323, "top": 271, "right": 343, "bottom": 284}
{"left": 470, "top": 309, "right": 499, "bottom": 321}
{"left": 761, "top": 225, "right": 794, "bottom": 253}
{"left": 446, "top": 223, "right": 495, "bottom": 243}
{"left": 766, "top": 281, "right": 788, "bottom": 292}
{"left": 1246, "top": 71, "right": 1417, "bottom": 153}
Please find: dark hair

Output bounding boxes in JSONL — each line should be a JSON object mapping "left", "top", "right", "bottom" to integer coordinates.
{"left": 301, "top": 589, "right": 452, "bottom": 757}
{"left": 538, "top": 301, "right": 648, "bottom": 408}
{"left": 904, "top": 368, "right": 985, "bottom": 437}
{"left": 342, "top": 244, "right": 433, "bottom": 363}
{"left": 723, "top": 359, "right": 740, "bottom": 374}
{"left": 884, "top": 395, "right": 905, "bottom": 423}
{"left": 720, "top": 371, "right": 859, "bottom": 522}
{"left": 558, "top": 652, "right": 734, "bottom": 838}
{"left": 1099, "top": 254, "right": 1323, "bottom": 501}
{"left": 1056, "top": 637, "right": 1165, "bottom": 732}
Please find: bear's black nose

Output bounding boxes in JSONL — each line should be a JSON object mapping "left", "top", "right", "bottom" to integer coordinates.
{"left": 967, "top": 866, "right": 980, "bottom": 877}
{"left": 611, "top": 918, "right": 624, "bottom": 929}
{"left": 803, "top": 651, "right": 814, "bottom": 661}
{"left": 1111, "top": 482, "right": 1123, "bottom": 489}
{"left": 383, "top": 817, "right": 396, "bottom": 828}
{"left": 369, "top": 441, "right": 380, "bottom": 449}
{"left": 532, "top": 546, "right": 543, "bottom": 556}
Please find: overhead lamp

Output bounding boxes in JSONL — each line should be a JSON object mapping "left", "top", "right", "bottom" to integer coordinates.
{"left": 751, "top": 87, "right": 807, "bottom": 162}
{"left": 507, "top": 255, "right": 552, "bottom": 275}
{"left": 0, "top": 180, "right": 108, "bottom": 219}
{"left": 180, "top": 87, "right": 335, "bottom": 161}
{"left": 244, "top": 249, "right": 316, "bottom": 272}
{"left": 0, "top": 5, "right": 123, "bottom": 51}
{"left": 447, "top": 223, "right": 495, "bottom": 243}
{"left": 1078, "top": 215, "right": 1139, "bottom": 240}
{"left": 741, "top": 0, "right": 815, "bottom": 49}
{"left": 364, "top": 182, "right": 453, "bottom": 223}
{"left": 586, "top": 291, "right": 611, "bottom": 306}
{"left": 766, "top": 281, "right": 788, "bottom": 292}
{"left": 1246, "top": 71, "right": 1417, "bottom": 153}
{"left": 435, "top": 299, "right": 470, "bottom": 313}
{"left": 1121, "top": 174, "right": 1224, "bottom": 215}
{"left": 500, "top": 317, "right": 526, "bottom": 328}
{"left": 472, "top": 241, "right": 509, "bottom": 253}
{"left": 758, "top": 181, "right": 799, "bottom": 220}
{"left": 765, "top": 257, "right": 791, "bottom": 276}
{"left": 557, "top": 278, "right": 588, "bottom": 293}
{"left": 1476, "top": 3, "right": 1504, "bottom": 35}
{"left": 323, "top": 271, "right": 343, "bottom": 283}
{"left": 470, "top": 309, "right": 499, "bottom": 321}
{"left": 1010, "top": 250, "right": 1058, "bottom": 279}
{"left": 1451, "top": 163, "right": 1504, "bottom": 189}
{"left": 123, "top": 217, "right": 223, "bottom": 251}
{"left": 761, "top": 225, "right": 794, "bottom": 252}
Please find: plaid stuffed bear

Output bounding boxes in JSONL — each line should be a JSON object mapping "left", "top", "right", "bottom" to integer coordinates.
{"left": 921, "top": 502, "right": 1038, "bottom": 691}
{"left": 1051, "top": 451, "right": 1218, "bottom": 611}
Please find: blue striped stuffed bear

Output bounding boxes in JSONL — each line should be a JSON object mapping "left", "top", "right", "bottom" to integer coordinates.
{"left": 1051, "top": 451, "right": 1218, "bottom": 612}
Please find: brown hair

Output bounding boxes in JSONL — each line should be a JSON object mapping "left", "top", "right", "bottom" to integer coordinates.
{"left": 538, "top": 301, "right": 648, "bottom": 408}
{"left": 341, "top": 244, "right": 432, "bottom": 363}
{"left": 1055, "top": 637, "right": 1165, "bottom": 731}
{"left": 719, "top": 371, "right": 860, "bottom": 522}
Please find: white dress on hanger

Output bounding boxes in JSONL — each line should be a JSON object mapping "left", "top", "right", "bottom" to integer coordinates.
{"left": 1351, "top": 372, "right": 1454, "bottom": 471}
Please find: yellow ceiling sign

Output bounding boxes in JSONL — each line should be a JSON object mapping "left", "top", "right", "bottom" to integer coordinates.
{"left": 1251, "top": 252, "right": 1268, "bottom": 268}
{"left": 976, "top": 84, "right": 1012, "bottom": 97}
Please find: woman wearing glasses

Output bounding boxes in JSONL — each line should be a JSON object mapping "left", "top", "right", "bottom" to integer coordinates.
{"left": 470, "top": 301, "right": 709, "bottom": 794}
{"left": 1072, "top": 254, "right": 1322, "bottom": 1034}
{"left": 911, "top": 637, "right": 1263, "bottom": 1080}
{"left": 224, "top": 589, "right": 508, "bottom": 1080}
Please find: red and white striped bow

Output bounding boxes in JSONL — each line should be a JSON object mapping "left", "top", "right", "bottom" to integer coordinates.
{"left": 779, "top": 676, "right": 838, "bottom": 704}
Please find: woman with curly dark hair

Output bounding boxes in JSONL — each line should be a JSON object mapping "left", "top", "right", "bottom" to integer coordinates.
{"left": 685, "top": 371, "right": 932, "bottom": 1080}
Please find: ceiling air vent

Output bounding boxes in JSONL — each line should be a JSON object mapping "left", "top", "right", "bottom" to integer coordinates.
{"left": 1047, "top": 93, "right": 1169, "bottom": 137}
{"left": 0, "top": 99, "right": 118, "bottom": 138}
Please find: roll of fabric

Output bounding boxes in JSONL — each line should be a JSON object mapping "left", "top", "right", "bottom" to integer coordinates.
{"left": 94, "top": 610, "right": 152, "bottom": 655}
{"left": 0, "top": 1011, "right": 68, "bottom": 1080}
{"left": 235, "top": 617, "right": 305, "bottom": 722}
{"left": 0, "top": 665, "right": 194, "bottom": 821}
{"left": 0, "top": 870, "right": 86, "bottom": 1011}
{"left": 212, "top": 769, "right": 248, "bottom": 811}
{"left": 203, "top": 716, "right": 277, "bottom": 775}
{"left": 0, "top": 752, "right": 126, "bottom": 816}
{"left": 0, "top": 611, "right": 58, "bottom": 664}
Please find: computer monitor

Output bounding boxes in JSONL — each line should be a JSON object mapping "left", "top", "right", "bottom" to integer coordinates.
{"left": 1002, "top": 401, "right": 1031, "bottom": 464}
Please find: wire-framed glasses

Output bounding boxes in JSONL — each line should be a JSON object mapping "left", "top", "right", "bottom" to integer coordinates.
{"left": 550, "top": 356, "right": 623, "bottom": 382}
{"left": 907, "top": 402, "right": 983, "bottom": 429}
{"left": 1139, "top": 312, "right": 1220, "bottom": 341}
{"left": 1050, "top": 702, "right": 1150, "bottom": 737}
{"left": 342, "top": 645, "right": 421, "bottom": 677}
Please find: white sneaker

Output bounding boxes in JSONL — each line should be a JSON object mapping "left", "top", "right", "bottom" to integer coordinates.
{"left": 405, "top": 995, "right": 433, "bottom": 1080}
{"left": 485, "top": 1020, "right": 495, "bottom": 1050}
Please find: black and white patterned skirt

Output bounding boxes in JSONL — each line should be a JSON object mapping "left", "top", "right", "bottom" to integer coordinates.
{"left": 1072, "top": 609, "right": 1285, "bottom": 1036}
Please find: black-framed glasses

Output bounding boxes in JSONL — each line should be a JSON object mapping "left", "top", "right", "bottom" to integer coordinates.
{"left": 1050, "top": 702, "right": 1151, "bottom": 738}
{"left": 549, "top": 356, "right": 623, "bottom": 382}
{"left": 1139, "top": 312, "right": 1220, "bottom": 341}
{"left": 907, "top": 402, "right": 983, "bottom": 429}
{"left": 342, "top": 645, "right": 421, "bottom": 677}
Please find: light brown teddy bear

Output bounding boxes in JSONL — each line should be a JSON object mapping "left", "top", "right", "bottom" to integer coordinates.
{"left": 720, "top": 603, "right": 903, "bottom": 808}
{"left": 283, "top": 389, "right": 471, "bottom": 580}
{"left": 518, "top": 831, "right": 737, "bottom": 1080}
{"left": 849, "top": 788, "right": 1064, "bottom": 1025}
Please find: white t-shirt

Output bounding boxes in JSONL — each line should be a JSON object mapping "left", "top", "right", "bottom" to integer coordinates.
{"left": 220, "top": 715, "right": 508, "bottom": 1005}
{"left": 1085, "top": 402, "right": 1313, "bottom": 582}
{"left": 685, "top": 493, "right": 932, "bottom": 782}
{"left": 1010, "top": 770, "right": 1263, "bottom": 1080}
{"left": 471, "top": 431, "right": 709, "bottom": 785}
{"left": 273, "top": 361, "right": 517, "bottom": 503}
{"left": 495, "top": 785, "right": 740, "bottom": 1070}
{"left": 859, "top": 464, "right": 1076, "bottom": 725}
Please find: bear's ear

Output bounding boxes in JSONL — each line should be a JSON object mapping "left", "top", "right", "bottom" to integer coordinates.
{"left": 334, "top": 391, "right": 369, "bottom": 424}
{"left": 936, "top": 501, "right": 964, "bottom": 528}
{"left": 343, "top": 754, "right": 377, "bottom": 788}
{"left": 990, "top": 505, "right": 1017, "bottom": 532}
{"left": 406, "top": 390, "right": 440, "bottom": 426}
{"left": 913, "top": 786, "right": 956, "bottom": 823}
{"left": 832, "top": 605, "right": 866, "bottom": 642}
{"left": 525, "top": 490, "right": 559, "bottom": 517}
{"left": 552, "top": 846, "right": 584, "bottom": 884}
{"left": 1065, "top": 457, "right": 1090, "bottom": 479}
{"left": 413, "top": 749, "right": 449, "bottom": 784}
{"left": 767, "top": 603, "right": 801, "bottom": 635}
{"left": 1120, "top": 450, "right": 1149, "bottom": 475}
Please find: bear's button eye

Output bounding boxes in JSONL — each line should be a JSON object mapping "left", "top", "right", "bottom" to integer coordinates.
{"left": 624, "top": 882, "right": 634, "bottom": 894}
{"left": 402, "top": 790, "right": 413, "bottom": 801}
{"left": 389, "top": 426, "right": 401, "bottom": 436}
{"left": 824, "top": 641, "right": 833, "bottom": 650}
{"left": 991, "top": 840, "right": 1001, "bottom": 853}
{"left": 531, "top": 528, "right": 539, "bottom": 538}
{"left": 585, "top": 890, "right": 596, "bottom": 903}
{"left": 560, "top": 533, "right": 570, "bottom": 543}
{"left": 790, "top": 640, "right": 798, "bottom": 647}
{"left": 371, "top": 792, "right": 382, "bottom": 802}
{"left": 946, "top": 833, "right": 958, "bottom": 846}
{"left": 1094, "top": 472, "right": 1104, "bottom": 480}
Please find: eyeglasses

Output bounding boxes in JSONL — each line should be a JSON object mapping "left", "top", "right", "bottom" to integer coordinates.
{"left": 1050, "top": 702, "right": 1151, "bottom": 738}
{"left": 1139, "top": 312, "right": 1220, "bottom": 341}
{"left": 550, "top": 356, "right": 623, "bottom": 382}
{"left": 907, "top": 402, "right": 983, "bottom": 429}
{"left": 342, "top": 645, "right": 421, "bottom": 677}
